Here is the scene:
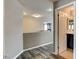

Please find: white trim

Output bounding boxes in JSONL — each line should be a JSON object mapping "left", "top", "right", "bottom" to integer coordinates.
{"left": 23, "top": 42, "right": 53, "bottom": 52}
{"left": 73, "top": 2, "right": 76, "bottom": 59}
{"left": 13, "top": 42, "right": 53, "bottom": 59}
{"left": 13, "top": 50, "right": 24, "bottom": 59}
{"left": 55, "top": 1, "right": 75, "bottom": 10}
{"left": 55, "top": 1, "right": 75, "bottom": 54}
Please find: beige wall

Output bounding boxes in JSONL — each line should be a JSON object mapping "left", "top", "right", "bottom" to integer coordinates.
{"left": 23, "top": 16, "right": 43, "bottom": 33}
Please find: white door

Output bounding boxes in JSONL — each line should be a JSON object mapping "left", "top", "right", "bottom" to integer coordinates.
{"left": 58, "top": 12, "right": 67, "bottom": 54}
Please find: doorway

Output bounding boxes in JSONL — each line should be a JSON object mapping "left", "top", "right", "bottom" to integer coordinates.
{"left": 55, "top": 1, "right": 75, "bottom": 59}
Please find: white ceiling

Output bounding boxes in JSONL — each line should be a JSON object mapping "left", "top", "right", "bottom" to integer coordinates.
{"left": 19, "top": 0, "right": 57, "bottom": 19}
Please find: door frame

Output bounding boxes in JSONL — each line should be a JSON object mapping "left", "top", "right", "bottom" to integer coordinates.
{"left": 55, "top": 1, "right": 76, "bottom": 54}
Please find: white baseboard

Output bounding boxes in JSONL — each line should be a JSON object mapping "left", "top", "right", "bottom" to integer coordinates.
{"left": 13, "top": 42, "right": 53, "bottom": 59}
{"left": 13, "top": 50, "right": 24, "bottom": 59}
{"left": 24, "top": 42, "right": 53, "bottom": 52}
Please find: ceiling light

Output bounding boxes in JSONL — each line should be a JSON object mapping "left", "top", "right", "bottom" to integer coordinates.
{"left": 23, "top": 11, "right": 27, "bottom": 16}
{"left": 32, "top": 14, "right": 42, "bottom": 18}
{"left": 47, "top": 8, "right": 52, "bottom": 12}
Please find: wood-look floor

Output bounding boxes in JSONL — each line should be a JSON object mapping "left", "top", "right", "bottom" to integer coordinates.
{"left": 60, "top": 49, "right": 73, "bottom": 59}
{"left": 17, "top": 44, "right": 65, "bottom": 59}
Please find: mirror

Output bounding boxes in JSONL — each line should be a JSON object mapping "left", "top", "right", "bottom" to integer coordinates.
{"left": 68, "top": 19, "right": 74, "bottom": 30}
